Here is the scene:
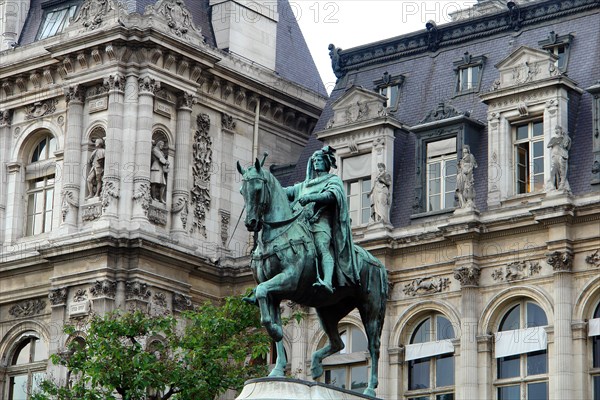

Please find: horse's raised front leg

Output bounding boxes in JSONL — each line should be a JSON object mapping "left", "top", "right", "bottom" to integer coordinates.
{"left": 254, "top": 269, "right": 298, "bottom": 342}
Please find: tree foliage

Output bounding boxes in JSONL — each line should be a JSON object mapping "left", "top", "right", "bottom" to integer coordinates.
{"left": 32, "top": 295, "right": 270, "bottom": 400}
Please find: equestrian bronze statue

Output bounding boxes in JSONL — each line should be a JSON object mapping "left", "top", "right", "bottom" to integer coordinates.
{"left": 237, "top": 147, "right": 388, "bottom": 397}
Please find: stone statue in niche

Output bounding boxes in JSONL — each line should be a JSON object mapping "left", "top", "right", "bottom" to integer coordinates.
{"left": 150, "top": 140, "right": 169, "bottom": 203}
{"left": 546, "top": 125, "right": 571, "bottom": 191}
{"left": 456, "top": 144, "right": 477, "bottom": 209}
{"left": 369, "top": 163, "right": 392, "bottom": 223}
{"left": 86, "top": 138, "right": 105, "bottom": 199}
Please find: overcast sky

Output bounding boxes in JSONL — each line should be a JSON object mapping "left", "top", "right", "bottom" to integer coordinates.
{"left": 294, "top": 1, "right": 477, "bottom": 92}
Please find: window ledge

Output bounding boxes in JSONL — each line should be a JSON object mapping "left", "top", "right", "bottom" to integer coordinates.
{"left": 410, "top": 208, "right": 456, "bottom": 220}
{"left": 453, "top": 88, "right": 480, "bottom": 97}
{"left": 498, "top": 192, "right": 546, "bottom": 208}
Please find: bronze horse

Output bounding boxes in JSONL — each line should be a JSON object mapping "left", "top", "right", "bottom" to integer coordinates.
{"left": 237, "top": 157, "right": 388, "bottom": 397}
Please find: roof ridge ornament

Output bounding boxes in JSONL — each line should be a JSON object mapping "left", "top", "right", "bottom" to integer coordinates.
{"left": 145, "top": 0, "right": 203, "bottom": 41}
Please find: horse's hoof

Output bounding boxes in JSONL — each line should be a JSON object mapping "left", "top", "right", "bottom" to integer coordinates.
{"left": 363, "top": 387, "right": 376, "bottom": 397}
{"left": 268, "top": 367, "right": 285, "bottom": 377}
{"left": 310, "top": 364, "right": 323, "bottom": 380}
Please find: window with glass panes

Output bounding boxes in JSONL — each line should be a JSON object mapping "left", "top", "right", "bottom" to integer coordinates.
{"left": 26, "top": 135, "right": 57, "bottom": 236}
{"left": 426, "top": 138, "right": 457, "bottom": 212}
{"left": 592, "top": 303, "right": 600, "bottom": 400}
{"left": 514, "top": 121, "right": 544, "bottom": 194}
{"left": 321, "top": 326, "right": 369, "bottom": 393}
{"left": 405, "top": 314, "right": 455, "bottom": 400}
{"left": 379, "top": 85, "right": 399, "bottom": 108}
{"left": 457, "top": 65, "right": 481, "bottom": 92}
{"left": 6, "top": 334, "right": 48, "bottom": 400}
{"left": 495, "top": 301, "right": 548, "bottom": 400}
{"left": 36, "top": 4, "right": 78, "bottom": 40}
{"left": 346, "top": 178, "right": 371, "bottom": 226}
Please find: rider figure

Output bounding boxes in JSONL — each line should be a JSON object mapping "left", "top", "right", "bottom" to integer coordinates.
{"left": 285, "top": 146, "right": 358, "bottom": 294}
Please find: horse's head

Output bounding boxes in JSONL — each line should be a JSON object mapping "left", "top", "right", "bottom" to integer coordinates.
{"left": 237, "top": 155, "right": 270, "bottom": 232}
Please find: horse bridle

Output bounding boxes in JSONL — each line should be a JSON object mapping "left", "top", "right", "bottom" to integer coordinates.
{"left": 242, "top": 175, "right": 271, "bottom": 224}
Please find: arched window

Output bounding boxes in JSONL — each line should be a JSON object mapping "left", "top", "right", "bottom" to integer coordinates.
{"left": 25, "top": 134, "right": 57, "bottom": 236}
{"left": 494, "top": 300, "right": 548, "bottom": 400}
{"left": 404, "top": 313, "right": 455, "bottom": 400}
{"left": 319, "top": 325, "right": 369, "bottom": 393}
{"left": 590, "top": 302, "right": 600, "bottom": 400}
{"left": 6, "top": 334, "right": 48, "bottom": 399}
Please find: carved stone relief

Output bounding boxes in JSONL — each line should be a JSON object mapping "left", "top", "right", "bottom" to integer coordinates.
{"left": 125, "top": 281, "right": 151, "bottom": 301}
{"left": 149, "top": 205, "right": 168, "bottom": 226}
{"left": 173, "top": 293, "right": 193, "bottom": 312}
{"left": 147, "top": 0, "right": 200, "bottom": 38}
{"left": 546, "top": 250, "right": 573, "bottom": 272}
{"left": 0, "top": 109, "right": 12, "bottom": 127}
{"left": 73, "top": 289, "right": 88, "bottom": 302}
{"left": 132, "top": 181, "right": 151, "bottom": 214}
{"left": 25, "top": 99, "right": 58, "bottom": 119}
{"left": 9, "top": 299, "right": 46, "bottom": 318}
{"left": 220, "top": 210, "right": 230, "bottom": 246}
{"left": 190, "top": 113, "right": 212, "bottom": 237}
{"left": 48, "top": 288, "right": 68, "bottom": 305}
{"left": 61, "top": 189, "right": 79, "bottom": 222}
{"left": 90, "top": 280, "right": 117, "bottom": 298}
{"left": 221, "top": 113, "right": 236, "bottom": 130}
{"left": 492, "top": 261, "right": 541, "bottom": 282}
{"left": 101, "top": 180, "right": 119, "bottom": 212}
{"left": 586, "top": 250, "right": 600, "bottom": 268}
{"left": 82, "top": 202, "right": 102, "bottom": 221}
{"left": 73, "top": 0, "right": 116, "bottom": 30}
{"left": 171, "top": 196, "right": 189, "bottom": 229}
{"left": 154, "top": 292, "right": 168, "bottom": 308}
{"left": 403, "top": 276, "right": 450, "bottom": 297}
{"left": 418, "top": 102, "right": 465, "bottom": 125}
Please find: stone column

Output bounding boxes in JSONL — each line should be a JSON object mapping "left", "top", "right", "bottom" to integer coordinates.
{"left": 171, "top": 92, "right": 194, "bottom": 234}
{"left": 47, "top": 288, "right": 68, "bottom": 382}
{"left": 586, "top": 82, "right": 600, "bottom": 185}
{"left": 5, "top": 162, "right": 23, "bottom": 241}
{"left": 0, "top": 110, "right": 12, "bottom": 244}
{"left": 453, "top": 264, "right": 481, "bottom": 400}
{"left": 547, "top": 250, "right": 573, "bottom": 400}
{"left": 132, "top": 77, "right": 158, "bottom": 221}
{"left": 101, "top": 74, "right": 125, "bottom": 218}
{"left": 61, "top": 85, "right": 86, "bottom": 228}
{"left": 117, "top": 74, "right": 139, "bottom": 222}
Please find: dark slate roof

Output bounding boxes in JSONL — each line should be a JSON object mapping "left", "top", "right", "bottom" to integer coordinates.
{"left": 289, "top": 0, "right": 600, "bottom": 228}
{"left": 18, "top": 0, "right": 324, "bottom": 95}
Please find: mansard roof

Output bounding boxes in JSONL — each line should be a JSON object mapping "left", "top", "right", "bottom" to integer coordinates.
{"left": 17, "top": 0, "right": 326, "bottom": 97}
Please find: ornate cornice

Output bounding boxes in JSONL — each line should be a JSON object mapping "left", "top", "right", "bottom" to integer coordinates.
{"left": 337, "top": 0, "right": 599, "bottom": 72}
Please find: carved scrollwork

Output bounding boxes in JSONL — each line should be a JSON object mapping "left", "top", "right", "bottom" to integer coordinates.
{"left": 48, "top": 288, "right": 68, "bottom": 305}
{"left": 101, "top": 179, "right": 120, "bottom": 211}
{"left": 73, "top": 289, "right": 88, "bottom": 302}
{"left": 190, "top": 114, "right": 212, "bottom": 237}
{"left": 25, "top": 99, "right": 58, "bottom": 120}
{"left": 154, "top": 292, "right": 168, "bottom": 308}
{"left": 173, "top": 293, "right": 193, "bottom": 312}
{"left": 133, "top": 181, "right": 151, "bottom": 214}
{"left": 61, "top": 189, "right": 79, "bottom": 222}
{"left": 172, "top": 195, "right": 189, "bottom": 229}
{"left": 546, "top": 250, "right": 573, "bottom": 272}
{"left": 73, "top": 0, "right": 115, "bottom": 30}
{"left": 104, "top": 74, "right": 125, "bottom": 91}
{"left": 65, "top": 85, "right": 86, "bottom": 104}
{"left": 220, "top": 210, "right": 230, "bottom": 246}
{"left": 147, "top": 0, "right": 200, "bottom": 37}
{"left": 90, "top": 280, "right": 117, "bottom": 298}
{"left": 125, "top": 281, "right": 151, "bottom": 300}
{"left": 138, "top": 77, "right": 160, "bottom": 94}
{"left": 9, "top": 299, "right": 46, "bottom": 318}
{"left": 221, "top": 113, "right": 236, "bottom": 130}
{"left": 453, "top": 265, "right": 481, "bottom": 287}
{"left": 403, "top": 276, "right": 450, "bottom": 297}
{"left": 585, "top": 250, "right": 600, "bottom": 268}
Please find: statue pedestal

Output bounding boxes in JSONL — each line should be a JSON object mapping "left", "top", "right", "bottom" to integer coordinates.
{"left": 236, "top": 377, "right": 382, "bottom": 400}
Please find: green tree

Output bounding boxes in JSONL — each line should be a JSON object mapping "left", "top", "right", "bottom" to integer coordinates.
{"left": 32, "top": 295, "right": 270, "bottom": 400}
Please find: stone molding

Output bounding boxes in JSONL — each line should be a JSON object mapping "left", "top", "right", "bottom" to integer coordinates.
{"left": 453, "top": 265, "right": 481, "bottom": 287}
{"left": 546, "top": 250, "right": 573, "bottom": 272}
{"left": 9, "top": 299, "right": 46, "bottom": 318}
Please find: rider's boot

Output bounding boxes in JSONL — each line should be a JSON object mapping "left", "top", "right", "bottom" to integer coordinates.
{"left": 314, "top": 253, "right": 334, "bottom": 294}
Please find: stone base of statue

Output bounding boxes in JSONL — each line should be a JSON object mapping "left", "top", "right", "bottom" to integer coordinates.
{"left": 236, "top": 377, "right": 382, "bottom": 400}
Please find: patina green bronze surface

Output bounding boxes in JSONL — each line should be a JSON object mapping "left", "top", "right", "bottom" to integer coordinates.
{"left": 237, "top": 148, "right": 388, "bottom": 397}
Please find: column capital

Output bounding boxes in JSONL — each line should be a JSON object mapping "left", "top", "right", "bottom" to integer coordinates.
{"left": 104, "top": 74, "right": 125, "bottom": 92}
{"left": 177, "top": 92, "right": 195, "bottom": 110}
{"left": 453, "top": 265, "right": 481, "bottom": 287}
{"left": 547, "top": 250, "right": 573, "bottom": 272}
{"left": 64, "top": 84, "right": 86, "bottom": 104}
{"left": 138, "top": 77, "right": 160, "bottom": 95}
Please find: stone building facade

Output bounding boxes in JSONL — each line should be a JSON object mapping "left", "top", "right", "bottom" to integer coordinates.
{"left": 0, "top": 0, "right": 326, "bottom": 398}
{"left": 278, "top": 1, "right": 600, "bottom": 399}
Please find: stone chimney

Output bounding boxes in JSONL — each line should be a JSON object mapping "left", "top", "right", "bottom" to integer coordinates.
{"left": 0, "top": 0, "right": 30, "bottom": 51}
{"left": 210, "top": 0, "right": 278, "bottom": 70}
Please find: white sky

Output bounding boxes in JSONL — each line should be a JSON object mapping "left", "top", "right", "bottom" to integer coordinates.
{"left": 293, "top": 1, "right": 477, "bottom": 92}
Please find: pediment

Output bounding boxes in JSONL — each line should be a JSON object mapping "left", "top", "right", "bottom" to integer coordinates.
{"left": 328, "top": 86, "right": 387, "bottom": 128}
{"left": 492, "top": 46, "right": 560, "bottom": 89}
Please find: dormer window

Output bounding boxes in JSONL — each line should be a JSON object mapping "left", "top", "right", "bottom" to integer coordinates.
{"left": 373, "top": 72, "right": 405, "bottom": 111}
{"left": 453, "top": 52, "right": 485, "bottom": 95}
{"left": 36, "top": 3, "right": 78, "bottom": 40}
{"left": 538, "top": 31, "right": 573, "bottom": 72}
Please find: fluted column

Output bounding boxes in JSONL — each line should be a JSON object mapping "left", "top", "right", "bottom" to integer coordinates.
{"left": 0, "top": 110, "right": 12, "bottom": 244}
{"left": 454, "top": 264, "right": 481, "bottom": 400}
{"left": 547, "top": 250, "right": 573, "bottom": 399}
{"left": 171, "top": 92, "right": 194, "bottom": 233}
{"left": 62, "top": 85, "right": 85, "bottom": 228}
{"left": 101, "top": 74, "right": 125, "bottom": 218}
{"left": 117, "top": 74, "right": 138, "bottom": 222}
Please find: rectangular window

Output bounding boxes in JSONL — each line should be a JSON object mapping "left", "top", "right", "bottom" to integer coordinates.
{"left": 457, "top": 66, "right": 481, "bottom": 92}
{"left": 379, "top": 85, "right": 399, "bottom": 108}
{"left": 594, "top": 376, "right": 600, "bottom": 400}
{"left": 325, "top": 368, "right": 346, "bottom": 389}
{"left": 426, "top": 138, "right": 457, "bottom": 212}
{"left": 346, "top": 178, "right": 371, "bottom": 226}
{"left": 526, "top": 351, "right": 547, "bottom": 376}
{"left": 498, "top": 385, "right": 520, "bottom": 400}
{"left": 497, "top": 355, "right": 520, "bottom": 379}
{"left": 435, "top": 354, "right": 454, "bottom": 387}
{"left": 408, "top": 358, "right": 430, "bottom": 390}
{"left": 514, "top": 121, "right": 544, "bottom": 194}
{"left": 36, "top": 5, "right": 78, "bottom": 40}
{"left": 26, "top": 175, "right": 54, "bottom": 236}
{"left": 527, "top": 382, "right": 548, "bottom": 400}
